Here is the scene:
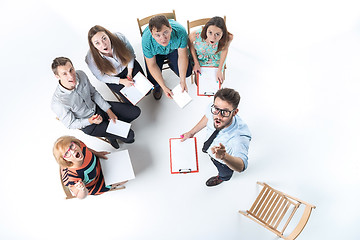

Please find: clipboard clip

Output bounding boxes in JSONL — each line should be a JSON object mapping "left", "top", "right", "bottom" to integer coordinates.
{"left": 203, "top": 92, "right": 215, "bottom": 96}
{"left": 179, "top": 168, "right": 191, "bottom": 173}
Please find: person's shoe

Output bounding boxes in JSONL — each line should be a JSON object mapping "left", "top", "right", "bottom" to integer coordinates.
{"left": 153, "top": 87, "right": 162, "bottom": 100}
{"left": 108, "top": 138, "right": 120, "bottom": 149}
{"left": 206, "top": 176, "right": 223, "bottom": 187}
{"left": 123, "top": 138, "right": 135, "bottom": 144}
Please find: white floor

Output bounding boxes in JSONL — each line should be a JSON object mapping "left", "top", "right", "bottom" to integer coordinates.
{"left": 1, "top": 1, "right": 360, "bottom": 239}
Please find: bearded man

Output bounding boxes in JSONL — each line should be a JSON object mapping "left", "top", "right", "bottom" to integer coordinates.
{"left": 181, "top": 88, "right": 251, "bottom": 186}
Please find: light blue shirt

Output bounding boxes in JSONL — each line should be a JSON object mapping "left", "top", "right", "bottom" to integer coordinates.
{"left": 205, "top": 103, "right": 252, "bottom": 170}
{"left": 85, "top": 32, "right": 135, "bottom": 84}
{"left": 142, "top": 20, "right": 188, "bottom": 59}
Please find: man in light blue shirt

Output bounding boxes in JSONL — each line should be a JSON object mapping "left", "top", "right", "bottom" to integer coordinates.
{"left": 181, "top": 88, "right": 251, "bottom": 186}
{"left": 142, "top": 15, "right": 192, "bottom": 100}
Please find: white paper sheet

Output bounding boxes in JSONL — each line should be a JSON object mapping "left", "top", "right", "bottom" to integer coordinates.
{"left": 100, "top": 150, "right": 135, "bottom": 185}
{"left": 170, "top": 138, "right": 198, "bottom": 173}
{"left": 106, "top": 119, "right": 131, "bottom": 138}
{"left": 172, "top": 84, "right": 192, "bottom": 108}
{"left": 197, "top": 67, "right": 220, "bottom": 96}
{"left": 120, "top": 72, "right": 154, "bottom": 105}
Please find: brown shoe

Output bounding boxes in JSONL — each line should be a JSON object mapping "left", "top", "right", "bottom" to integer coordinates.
{"left": 206, "top": 176, "right": 223, "bottom": 187}
{"left": 153, "top": 87, "right": 162, "bottom": 100}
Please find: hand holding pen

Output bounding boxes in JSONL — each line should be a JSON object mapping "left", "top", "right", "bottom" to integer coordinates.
{"left": 119, "top": 77, "right": 134, "bottom": 87}
{"left": 89, "top": 114, "right": 103, "bottom": 124}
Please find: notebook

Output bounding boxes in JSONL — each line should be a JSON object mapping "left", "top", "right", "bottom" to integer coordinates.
{"left": 120, "top": 72, "right": 154, "bottom": 105}
{"left": 106, "top": 119, "right": 131, "bottom": 138}
{"left": 172, "top": 84, "right": 192, "bottom": 108}
{"left": 100, "top": 149, "right": 135, "bottom": 185}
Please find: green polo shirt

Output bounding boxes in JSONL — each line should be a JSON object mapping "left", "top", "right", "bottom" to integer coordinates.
{"left": 142, "top": 20, "right": 188, "bottom": 59}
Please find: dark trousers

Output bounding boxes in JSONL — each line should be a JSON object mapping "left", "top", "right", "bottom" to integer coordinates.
{"left": 81, "top": 102, "right": 140, "bottom": 143}
{"left": 145, "top": 50, "right": 192, "bottom": 88}
{"left": 210, "top": 157, "right": 234, "bottom": 181}
{"left": 106, "top": 59, "right": 145, "bottom": 104}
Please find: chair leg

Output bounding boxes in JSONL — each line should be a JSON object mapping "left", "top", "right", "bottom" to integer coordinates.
{"left": 110, "top": 89, "right": 124, "bottom": 102}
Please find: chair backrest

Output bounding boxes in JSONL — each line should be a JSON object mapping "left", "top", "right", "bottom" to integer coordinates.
{"left": 187, "top": 16, "right": 226, "bottom": 34}
{"left": 239, "top": 182, "right": 315, "bottom": 240}
{"left": 137, "top": 10, "right": 176, "bottom": 36}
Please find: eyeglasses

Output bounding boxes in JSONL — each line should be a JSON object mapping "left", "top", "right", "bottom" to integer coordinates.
{"left": 153, "top": 30, "right": 170, "bottom": 38}
{"left": 211, "top": 104, "right": 236, "bottom": 117}
{"left": 63, "top": 142, "right": 76, "bottom": 158}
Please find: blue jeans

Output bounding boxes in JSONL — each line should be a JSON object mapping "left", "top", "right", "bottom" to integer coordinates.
{"left": 145, "top": 50, "right": 192, "bottom": 88}
{"left": 210, "top": 157, "right": 234, "bottom": 181}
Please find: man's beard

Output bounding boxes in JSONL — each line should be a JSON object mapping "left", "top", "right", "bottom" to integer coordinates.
{"left": 214, "top": 115, "right": 233, "bottom": 130}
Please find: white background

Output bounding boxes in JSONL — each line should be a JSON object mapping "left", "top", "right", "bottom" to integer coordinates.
{"left": 1, "top": 0, "right": 360, "bottom": 239}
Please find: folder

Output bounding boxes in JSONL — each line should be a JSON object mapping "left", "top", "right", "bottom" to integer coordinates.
{"left": 171, "top": 84, "right": 192, "bottom": 108}
{"left": 120, "top": 72, "right": 154, "bottom": 105}
{"left": 100, "top": 149, "right": 135, "bottom": 185}
{"left": 197, "top": 67, "right": 221, "bottom": 96}
{"left": 169, "top": 137, "right": 199, "bottom": 174}
{"left": 106, "top": 119, "right": 131, "bottom": 138}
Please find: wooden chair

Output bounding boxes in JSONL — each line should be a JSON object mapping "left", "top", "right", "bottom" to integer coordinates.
{"left": 59, "top": 168, "right": 125, "bottom": 200}
{"left": 108, "top": 87, "right": 124, "bottom": 103}
{"left": 55, "top": 117, "right": 112, "bottom": 146}
{"left": 239, "top": 182, "right": 316, "bottom": 240}
{"left": 187, "top": 16, "right": 227, "bottom": 84}
{"left": 137, "top": 10, "right": 176, "bottom": 71}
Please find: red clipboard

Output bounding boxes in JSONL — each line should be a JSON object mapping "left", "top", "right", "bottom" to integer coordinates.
{"left": 196, "top": 66, "right": 221, "bottom": 96}
{"left": 169, "top": 137, "right": 199, "bottom": 174}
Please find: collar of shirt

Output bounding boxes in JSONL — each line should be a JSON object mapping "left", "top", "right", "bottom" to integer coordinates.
{"left": 99, "top": 47, "right": 118, "bottom": 62}
{"left": 57, "top": 80, "right": 79, "bottom": 94}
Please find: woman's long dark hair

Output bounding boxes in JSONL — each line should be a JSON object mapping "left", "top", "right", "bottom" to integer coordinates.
{"left": 200, "top": 17, "right": 232, "bottom": 53}
{"left": 88, "top": 25, "right": 133, "bottom": 75}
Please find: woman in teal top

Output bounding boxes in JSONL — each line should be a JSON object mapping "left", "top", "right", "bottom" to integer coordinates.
{"left": 188, "top": 16, "right": 233, "bottom": 84}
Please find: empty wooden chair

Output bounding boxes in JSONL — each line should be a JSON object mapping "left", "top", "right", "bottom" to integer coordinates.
{"left": 239, "top": 182, "right": 316, "bottom": 240}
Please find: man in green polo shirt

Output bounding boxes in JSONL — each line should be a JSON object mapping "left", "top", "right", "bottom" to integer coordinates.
{"left": 142, "top": 15, "right": 192, "bottom": 100}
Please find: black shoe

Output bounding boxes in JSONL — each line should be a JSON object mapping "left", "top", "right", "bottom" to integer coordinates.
{"left": 153, "top": 87, "right": 162, "bottom": 100}
{"left": 206, "top": 176, "right": 223, "bottom": 187}
{"left": 123, "top": 138, "right": 135, "bottom": 144}
{"left": 108, "top": 138, "right": 119, "bottom": 149}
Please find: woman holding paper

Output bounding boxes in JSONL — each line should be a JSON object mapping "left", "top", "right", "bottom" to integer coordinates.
{"left": 86, "top": 25, "right": 145, "bottom": 103}
{"left": 53, "top": 136, "right": 126, "bottom": 199}
{"left": 188, "top": 16, "right": 233, "bottom": 83}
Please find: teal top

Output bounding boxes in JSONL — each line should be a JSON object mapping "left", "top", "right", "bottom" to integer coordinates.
{"left": 142, "top": 20, "right": 188, "bottom": 58}
{"left": 193, "top": 28, "right": 222, "bottom": 67}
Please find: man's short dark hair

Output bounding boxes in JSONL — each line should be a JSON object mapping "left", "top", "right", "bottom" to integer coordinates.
{"left": 149, "top": 15, "right": 170, "bottom": 32}
{"left": 214, "top": 88, "right": 241, "bottom": 109}
{"left": 51, "top": 57, "right": 72, "bottom": 75}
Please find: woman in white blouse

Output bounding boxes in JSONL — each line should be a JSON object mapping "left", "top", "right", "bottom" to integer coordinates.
{"left": 86, "top": 25, "right": 145, "bottom": 103}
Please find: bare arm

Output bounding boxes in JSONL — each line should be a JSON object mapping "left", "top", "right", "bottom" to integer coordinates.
{"left": 217, "top": 34, "right": 233, "bottom": 83}
{"left": 145, "top": 56, "right": 173, "bottom": 98}
{"left": 181, "top": 115, "right": 208, "bottom": 141}
{"left": 177, "top": 47, "right": 189, "bottom": 92}
{"left": 88, "top": 147, "right": 110, "bottom": 160}
{"left": 211, "top": 143, "right": 244, "bottom": 172}
{"left": 188, "top": 31, "right": 201, "bottom": 74}
{"left": 69, "top": 180, "right": 89, "bottom": 199}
